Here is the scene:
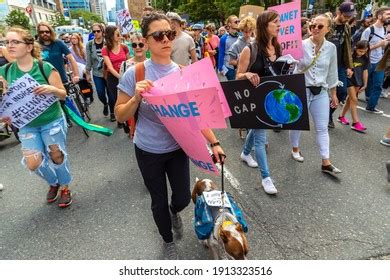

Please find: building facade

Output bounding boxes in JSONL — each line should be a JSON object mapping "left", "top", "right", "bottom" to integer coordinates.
{"left": 62, "top": 0, "right": 90, "bottom": 11}
{"left": 115, "top": 0, "right": 124, "bottom": 11}
{"left": 7, "top": 0, "right": 57, "bottom": 24}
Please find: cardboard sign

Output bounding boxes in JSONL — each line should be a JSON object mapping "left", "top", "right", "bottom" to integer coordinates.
{"left": 0, "top": 74, "right": 57, "bottom": 129}
{"left": 149, "top": 58, "right": 232, "bottom": 118}
{"left": 116, "top": 9, "right": 135, "bottom": 34}
{"left": 128, "top": 0, "right": 146, "bottom": 20}
{"left": 143, "top": 87, "right": 226, "bottom": 174}
{"left": 203, "top": 191, "right": 232, "bottom": 208}
{"left": 221, "top": 74, "right": 310, "bottom": 130}
{"left": 269, "top": 1, "right": 303, "bottom": 59}
{"left": 239, "top": 5, "right": 265, "bottom": 19}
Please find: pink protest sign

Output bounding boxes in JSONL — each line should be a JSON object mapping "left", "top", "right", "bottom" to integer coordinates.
{"left": 149, "top": 57, "right": 232, "bottom": 118}
{"left": 269, "top": 1, "right": 303, "bottom": 59}
{"left": 143, "top": 87, "right": 226, "bottom": 174}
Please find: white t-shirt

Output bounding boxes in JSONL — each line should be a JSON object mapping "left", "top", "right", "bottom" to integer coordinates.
{"left": 171, "top": 32, "right": 195, "bottom": 66}
{"left": 361, "top": 25, "right": 387, "bottom": 64}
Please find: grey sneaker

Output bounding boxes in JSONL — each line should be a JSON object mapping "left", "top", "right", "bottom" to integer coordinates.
{"left": 163, "top": 241, "right": 178, "bottom": 260}
{"left": 170, "top": 208, "right": 183, "bottom": 238}
{"left": 380, "top": 136, "right": 390, "bottom": 147}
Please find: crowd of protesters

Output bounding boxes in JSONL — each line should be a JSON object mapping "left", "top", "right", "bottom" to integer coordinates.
{"left": 0, "top": 2, "right": 390, "bottom": 260}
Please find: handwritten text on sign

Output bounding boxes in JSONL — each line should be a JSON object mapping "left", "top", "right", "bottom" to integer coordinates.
{"left": 0, "top": 74, "right": 57, "bottom": 128}
{"left": 203, "top": 191, "right": 232, "bottom": 208}
{"left": 269, "top": 1, "right": 303, "bottom": 59}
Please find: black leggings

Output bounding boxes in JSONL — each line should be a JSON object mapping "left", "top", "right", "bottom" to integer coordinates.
{"left": 105, "top": 73, "right": 119, "bottom": 115}
{"left": 135, "top": 145, "right": 191, "bottom": 243}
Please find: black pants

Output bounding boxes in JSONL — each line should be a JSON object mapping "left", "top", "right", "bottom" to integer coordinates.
{"left": 135, "top": 145, "right": 191, "bottom": 243}
{"left": 105, "top": 73, "right": 119, "bottom": 115}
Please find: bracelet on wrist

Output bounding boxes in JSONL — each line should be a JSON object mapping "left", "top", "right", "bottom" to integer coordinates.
{"left": 210, "top": 141, "right": 220, "bottom": 148}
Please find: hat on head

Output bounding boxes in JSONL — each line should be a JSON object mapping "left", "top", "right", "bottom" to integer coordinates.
{"left": 166, "top": 12, "right": 182, "bottom": 22}
{"left": 192, "top": 24, "right": 203, "bottom": 30}
{"left": 339, "top": 2, "right": 356, "bottom": 17}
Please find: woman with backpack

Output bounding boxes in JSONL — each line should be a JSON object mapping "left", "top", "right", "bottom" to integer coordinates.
{"left": 114, "top": 12, "right": 225, "bottom": 260}
{"left": 102, "top": 25, "right": 130, "bottom": 125}
{"left": 235, "top": 11, "right": 281, "bottom": 195}
{"left": 85, "top": 23, "right": 109, "bottom": 117}
{"left": 0, "top": 27, "right": 73, "bottom": 208}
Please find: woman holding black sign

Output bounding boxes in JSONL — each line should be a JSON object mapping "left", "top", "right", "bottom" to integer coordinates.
{"left": 236, "top": 11, "right": 281, "bottom": 195}
{"left": 0, "top": 27, "right": 73, "bottom": 207}
{"left": 289, "top": 15, "right": 341, "bottom": 175}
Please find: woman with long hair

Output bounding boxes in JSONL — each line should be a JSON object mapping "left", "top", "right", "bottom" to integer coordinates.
{"left": 289, "top": 15, "right": 341, "bottom": 175}
{"left": 0, "top": 27, "right": 72, "bottom": 207}
{"left": 115, "top": 12, "right": 225, "bottom": 259}
{"left": 235, "top": 11, "right": 281, "bottom": 195}
{"left": 204, "top": 23, "right": 220, "bottom": 68}
{"left": 70, "top": 33, "right": 86, "bottom": 65}
{"left": 102, "top": 25, "right": 130, "bottom": 124}
{"left": 85, "top": 23, "right": 109, "bottom": 117}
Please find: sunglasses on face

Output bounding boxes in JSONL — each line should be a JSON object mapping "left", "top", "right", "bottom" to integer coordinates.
{"left": 146, "top": 30, "right": 176, "bottom": 42}
{"left": 39, "top": 30, "right": 50, "bottom": 34}
{"left": 132, "top": 42, "right": 145, "bottom": 48}
{"left": 92, "top": 30, "right": 101, "bottom": 33}
{"left": 234, "top": 20, "right": 240, "bottom": 24}
{"left": 309, "top": 24, "right": 325, "bottom": 30}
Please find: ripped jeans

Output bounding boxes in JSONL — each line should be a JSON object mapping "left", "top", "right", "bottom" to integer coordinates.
{"left": 18, "top": 116, "right": 72, "bottom": 186}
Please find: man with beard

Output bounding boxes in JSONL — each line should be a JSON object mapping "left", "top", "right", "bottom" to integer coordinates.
{"left": 218, "top": 15, "right": 240, "bottom": 81}
{"left": 37, "top": 22, "right": 80, "bottom": 85}
{"left": 327, "top": 2, "right": 355, "bottom": 128}
{"left": 361, "top": 7, "right": 390, "bottom": 114}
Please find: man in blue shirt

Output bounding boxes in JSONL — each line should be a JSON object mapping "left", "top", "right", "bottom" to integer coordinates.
{"left": 37, "top": 22, "right": 80, "bottom": 84}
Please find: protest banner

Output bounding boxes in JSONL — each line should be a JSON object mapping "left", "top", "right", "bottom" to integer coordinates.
{"left": 150, "top": 58, "right": 232, "bottom": 118}
{"left": 132, "top": 20, "right": 140, "bottom": 31}
{"left": 127, "top": 0, "right": 145, "bottom": 20}
{"left": 116, "top": 9, "right": 135, "bottom": 34}
{"left": 143, "top": 87, "right": 226, "bottom": 174}
{"left": 221, "top": 73, "right": 310, "bottom": 130}
{"left": 0, "top": 74, "right": 57, "bottom": 129}
{"left": 239, "top": 5, "right": 265, "bottom": 19}
{"left": 269, "top": 1, "right": 303, "bottom": 59}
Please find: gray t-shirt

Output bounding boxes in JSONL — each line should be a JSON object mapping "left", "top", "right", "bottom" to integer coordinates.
{"left": 171, "top": 32, "right": 195, "bottom": 66}
{"left": 361, "top": 25, "right": 387, "bottom": 64}
{"left": 117, "top": 59, "right": 180, "bottom": 154}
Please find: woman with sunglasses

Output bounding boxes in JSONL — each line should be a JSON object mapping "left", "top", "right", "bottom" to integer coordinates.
{"left": 85, "top": 23, "right": 110, "bottom": 117}
{"left": 102, "top": 26, "right": 130, "bottom": 124}
{"left": 115, "top": 12, "right": 225, "bottom": 260}
{"left": 119, "top": 33, "right": 147, "bottom": 76}
{"left": 289, "top": 15, "right": 341, "bottom": 175}
{"left": 0, "top": 27, "right": 72, "bottom": 207}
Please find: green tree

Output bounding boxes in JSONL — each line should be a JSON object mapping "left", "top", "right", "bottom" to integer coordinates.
{"left": 70, "top": 9, "right": 104, "bottom": 26}
{"left": 50, "top": 12, "right": 71, "bottom": 27}
{"left": 5, "top": 9, "right": 31, "bottom": 30}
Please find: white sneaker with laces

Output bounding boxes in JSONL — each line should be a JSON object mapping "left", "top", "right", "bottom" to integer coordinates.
{"left": 261, "top": 177, "right": 277, "bottom": 195}
{"left": 291, "top": 151, "right": 304, "bottom": 162}
{"left": 240, "top": 152, "right": 258, "bottom": 168}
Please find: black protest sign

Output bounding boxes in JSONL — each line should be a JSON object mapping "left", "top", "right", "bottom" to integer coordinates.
{"left": 221, "top": 73, "right": 309, "bottom": 130}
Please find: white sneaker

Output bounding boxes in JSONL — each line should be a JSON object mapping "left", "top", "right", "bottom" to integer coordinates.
{"left": 261, "top": 177, "right": 277, "bottom": 195}
{"left": 240, "top": 152, "right": 258, "bottom": 168}
{"left": 0, "top": 183, "right": 3, "bottom": 191}
{"left": 291, "top": 151, "right": 304, "bottom": 162}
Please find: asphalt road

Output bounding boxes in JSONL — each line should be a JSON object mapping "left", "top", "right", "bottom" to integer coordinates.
{"left": 0, "top": 95, "right": 389, "bottom": 260}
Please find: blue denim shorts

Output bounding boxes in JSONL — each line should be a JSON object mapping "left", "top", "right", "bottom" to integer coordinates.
{"left": 19, "top": 116, "right": 68, "bottom": 155}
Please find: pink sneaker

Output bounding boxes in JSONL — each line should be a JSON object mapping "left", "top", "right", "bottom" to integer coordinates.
{"left": 351, "top": 122, "right": 367, "bottom": 132}
{"left": 337, "top": 116, "right": 350, "bottom": 125}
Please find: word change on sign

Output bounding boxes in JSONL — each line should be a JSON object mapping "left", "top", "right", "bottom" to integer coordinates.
{"left": 221, "top": 73, "right": 309, "bottom": 130}
{"left": 203, "top": 190, "right": 232, "bottom": 208}
{"left": 143, "top": 87, "right": 226, "bottom": 174}
{"left": 269, "top": 1, "right": 303, "bottom": 59}
{"left": 0, "top": 74, "right": 57, "bottom": 128}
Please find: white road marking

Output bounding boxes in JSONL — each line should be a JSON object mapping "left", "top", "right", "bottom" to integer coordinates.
{"left": 357, "top": 105, "right": 390, "bottom": 118}
{"left": 215, "top": 163, "right": 243, "bottom": 193}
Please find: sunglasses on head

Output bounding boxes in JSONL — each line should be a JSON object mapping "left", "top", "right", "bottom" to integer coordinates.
{"left": 146, "top": 30, "right": 176, "bottom": 42}
{"left": 39, "top": 30, "right": 50, "bottom": 34}
{"left": 132, "top": 42, "right": 145, "bottom": 48}
{"left": 92, "top": 30, "right": 101, "bottom": 33}
{"left": 309, "top": 24, "right": 325, "bottom": 30}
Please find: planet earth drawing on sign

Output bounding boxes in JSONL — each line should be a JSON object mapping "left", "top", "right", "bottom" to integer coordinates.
{"left": 264, "top": 88, "right": 303, "bottom": 124}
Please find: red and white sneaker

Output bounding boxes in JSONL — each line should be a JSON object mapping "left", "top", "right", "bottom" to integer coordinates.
{"left": 351, "top": 122, "right": 367, "bottom": 133}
